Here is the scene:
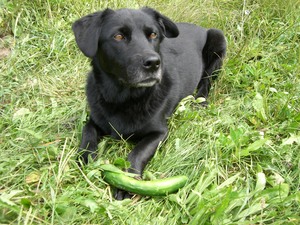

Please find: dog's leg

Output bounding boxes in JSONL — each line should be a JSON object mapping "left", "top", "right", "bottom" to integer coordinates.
{"left": 115, "top": 130, "right": 167, "bottom": 200}
{"left": 78, "top": 118, "right": 101, "bottom": 164}
{"left": 197, "top": 77, "right": 211, "bottom": 106}
{"left": 196, "top": 28, "right": 226, "bottom": 104}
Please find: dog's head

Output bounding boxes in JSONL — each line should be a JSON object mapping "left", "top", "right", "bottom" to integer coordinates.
{"left": 72, "top": 7, "right": 179, "bottom": 88}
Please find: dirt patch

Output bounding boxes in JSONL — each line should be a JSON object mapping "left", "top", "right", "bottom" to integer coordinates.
{"left": 0, "top": 47, "right": 11, "bottom": 59}
{"left": 0, "top": 19, "right": 14, "bottom": 58}
{"left": 0, "top": 35, "right": 13, "bottom": 59}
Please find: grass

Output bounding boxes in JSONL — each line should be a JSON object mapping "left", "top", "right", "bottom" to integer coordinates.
{"left": 0, "top": 0, "right": 299, "bottom": 224}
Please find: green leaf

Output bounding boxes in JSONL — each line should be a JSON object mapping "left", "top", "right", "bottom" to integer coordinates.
{"left": 87, "top": 169, "right": 102, "bottom": 179}
{"left": 211, "top": 188, "right": 235, "bottom": 223}
{"left": 82, "top": 199, "right": 98, "bottom": 213}
{"left": 254, "top": 172, "right": 266, "bottom": 193}
{"left": 20, "top": 198, "right": 31, "bottom": 208}
{"left": 217, "top": 173, "right": 241, "bottom": 190}
{"left": 143, "top": 170, "right": 156, "bottom": 180}
{"left": 12, "top": 108, "right": 31, "bottom": 121}
{"left": 247, "top": 139, "right": 268, "bottom": 151}
{"left": 239, "top": 138, "right": 268, "bottom": 157}
{"left": 25, "top": 171, "right": 41, "bottom": 184}
{"left": 268, "top": 172, "right": 285, "bottom": 187}
{"left": 252, "top": 92, "right": 267, "bottom": 121}
{"left": 175, "top": 138, "right": 181, "bottom": 151}
{"left": 234, "top": 202, "right": 269, "bottom": 220}
{"left": 259, "top": 183, "right": 290, "bottom": 204}
{"left": 19, "top": 129, "right": 43, "bottom": 140}
{"left": 55, "top": 204, "right": 68, "bottom": 215}
{"left": 230, "top": 127, "right": 243, "bottom": 144}
{"left": 113, "top": 158, "right": 131, "bottom": 169}
{"left": 281, "top": 133, "right": 300, "bottom": 145}
{"left": 0, "top": 190, "right": 23, "bottom": 206}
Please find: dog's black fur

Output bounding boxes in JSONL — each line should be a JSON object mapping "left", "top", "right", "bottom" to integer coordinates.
{"left": 72, "top": 7, "right": 226, "bottom": 200}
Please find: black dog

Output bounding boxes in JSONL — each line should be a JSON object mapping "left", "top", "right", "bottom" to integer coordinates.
{"left": 72, "top": 7, "right": 226, "bottom": 199}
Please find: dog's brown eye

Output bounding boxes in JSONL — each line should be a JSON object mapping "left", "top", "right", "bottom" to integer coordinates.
{"left": 114, "top": 34, "right": 125, "bottom": 41}
{"left": 149, "top": 32, "right": 158, "bottom": 40}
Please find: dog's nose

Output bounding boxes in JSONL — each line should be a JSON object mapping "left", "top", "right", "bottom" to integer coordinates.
{"left": 143, "top": 56, "right": 161, "bottom": 71}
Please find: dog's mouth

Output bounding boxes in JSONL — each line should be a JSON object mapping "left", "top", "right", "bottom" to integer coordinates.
{"left": 118, "top": 77, "right": 160, "bottom": 88}
{"left": 134, "top": 77, "right": 160, "bottom": 87}
{"left": 120, "top": 67, "right": 162, "bottom": 88}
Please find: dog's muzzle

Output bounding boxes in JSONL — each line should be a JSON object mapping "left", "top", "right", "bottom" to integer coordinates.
{"left": 123, "top": 53, "right": 162, "bottom": 88}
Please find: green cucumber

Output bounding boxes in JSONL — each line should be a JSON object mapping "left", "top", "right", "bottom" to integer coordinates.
{"left": 101, "top": 165, "right": 188, "bottom": 196}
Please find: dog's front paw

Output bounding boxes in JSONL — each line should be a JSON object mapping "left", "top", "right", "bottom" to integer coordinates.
{"left": 76, "top": 148, "right": 97, "bottom": 165}
{"left": 200, "top": 100, "right": 208, "bottom": 107}
{"left": 114, "top": 189, "right": 133, "bottom": 200}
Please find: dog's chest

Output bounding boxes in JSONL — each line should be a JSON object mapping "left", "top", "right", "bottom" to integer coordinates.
{"left": 92, "top": 97, "right": 162, "bottom": 139}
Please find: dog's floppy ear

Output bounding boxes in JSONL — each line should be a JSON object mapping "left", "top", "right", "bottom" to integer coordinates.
{"left": 72, "top": 9, "right": 114, "bottom": 58}
{"left": 142, "top": 7, "right": 179, "bottom": 38}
